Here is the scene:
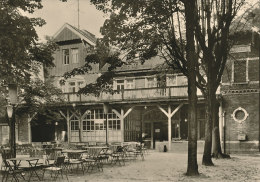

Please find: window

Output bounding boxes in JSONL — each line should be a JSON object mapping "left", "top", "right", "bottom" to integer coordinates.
{"left": 67, "top": 81, "right": 85, "bottom": 93}
{"left": 116, "top": 80, "right": 125, "bottom": 90}
{"left": 233, "top": 60, "right": 247, "bottom": 83}
{"left": 146, "top": 77, "right": 157, "bottom": 88}
{"left": 71, "top": 48, "right": 79, "bottom": 63}
{"left": 107, "top": 113, "right": 120, "bottom": 130}
{"left": 62, "top": 49, "right": 69, "bottom": 65}
{"left": 68, "top": 82, "right": 76, "bottom": 93}
{"left": 167, "top": 75, "right": 177, "bottom": 86}
{"left": 82, "top": 109, "right": 121, "bottom": 131}
{"left": 126, "top": 79, "right": 134, "bottom": 89}
{"left": 0, "top": 125, "right": 9, "bottom": 145}
{"left": 71, "top": 120, "right": 79, "bottom": 131}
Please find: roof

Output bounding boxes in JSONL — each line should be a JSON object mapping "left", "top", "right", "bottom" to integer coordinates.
{"left": 100, "top": 56, "right": 167, "bottom": 73}
{"left": 53, "top": 23, "right": 96, "bottom": 46}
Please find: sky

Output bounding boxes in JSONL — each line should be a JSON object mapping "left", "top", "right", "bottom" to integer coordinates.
{"left": 28, "top": 0, "right": 107, "bottom": 41}
{"left": 28, "top": 0, "right": 259, "bottom": 42}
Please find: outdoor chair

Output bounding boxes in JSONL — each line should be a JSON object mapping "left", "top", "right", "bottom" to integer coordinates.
{"left": 134, "top": 145, "right": 144, "bottom": 161}
{"left": 2, "top": 159, "right": 26, "bottom": 182}
{"left": 66, "top": 152, "right": 85, "bottom": 174}
{"left": 81, "top": 150, "right": 103, "bottom": 172}
{"left": 110, "top": 146, "right": 126, "bottom": 166}
{"left": 42, "top": 156, "right": 68, "bottom": 181}
{"left": 1, "top": 149, "right": 13, "bottom": 182}
{"left": 29, "top": 149, "right": 46, "bottom": 167}
{"left": 125, "top": 143, "right": 144, "bottom": 161}
{"left": 45, "top": 150, "right": 62, "bottom": 167}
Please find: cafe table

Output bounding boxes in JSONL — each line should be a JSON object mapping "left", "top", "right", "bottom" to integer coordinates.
{"left": 61, "top": 149, "right": 88, "bottom": 159}
{"left": 84, "top": 146, "right": 109, "bottom": 158}
{"left": 8, "top": 157, "right": 43, "bottom": 181}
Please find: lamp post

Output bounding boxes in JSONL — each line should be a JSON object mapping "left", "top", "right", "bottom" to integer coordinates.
{"left": 7, "top": 84, "right": 18, "bottom": 158}
{"left": 103, "top": 102, "right": 109, "bottom": 146}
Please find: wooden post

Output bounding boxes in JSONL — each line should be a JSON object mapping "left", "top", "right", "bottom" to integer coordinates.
{"left": 79, "top": 110, "right": 82, "bottom": 143}
{"left": 121, "top": 109, "right": 124, "bottom": 142}
{"left": 219, "top": 101, "right": 224, "bottom": 151}
{"left": 67, "top": 109, "right": 70, "bottom": 144}
{"left": 157, "top": 104, "right": 184, "bottom": 151}
{"left": 28, "top": 116, "right": 31, "bottom": 143}
{"left": 151, "top": 122, "right": 154, "bottom": 149}
{"left": 112, "top": 107, "right": 135, "bottom": 143}
{"left": 27, "top": 113, "right": 37, "bottom": 143}
{"left": 168, "top": 105, "right": 172, "bottom": 151}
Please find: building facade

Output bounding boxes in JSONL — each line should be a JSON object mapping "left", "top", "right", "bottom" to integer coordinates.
{"left": 220, "top": 29, "right": 260, "bottom": 153}
{"left": 2, "top": 23, "right": 259, "bottom": 154}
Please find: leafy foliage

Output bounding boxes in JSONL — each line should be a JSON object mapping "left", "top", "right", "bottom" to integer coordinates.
{"left": 0, "top": 0, "right": 55, "bottom": 85}
{"left": 0, "top": 0, "right": 63, "bottom": 123}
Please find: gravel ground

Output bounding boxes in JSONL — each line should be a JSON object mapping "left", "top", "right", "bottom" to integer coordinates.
{"left": 66, "top": 151, "right": 260, "bottom": 182}
{"left": 1, "top": 150, "right": 259, "bottom": 182}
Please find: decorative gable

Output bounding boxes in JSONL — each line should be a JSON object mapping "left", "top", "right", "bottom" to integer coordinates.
{"left": 53, "top": 23, "right": 96, "bottom": 46}
{"left": 55, "top": 27, "right": 81, "bottom": 42}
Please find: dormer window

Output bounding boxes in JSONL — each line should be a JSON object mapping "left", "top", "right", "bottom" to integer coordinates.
{"left": 62, "top": 49, "right": 70, "bottom": 65}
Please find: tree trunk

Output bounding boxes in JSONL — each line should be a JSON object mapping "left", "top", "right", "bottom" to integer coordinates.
{"left": 212, "top": 96, "right": 230, "bottom": 158}
{"left": 184, "top": 0, "right": 199, "bottom": 176}
{"left": 202, "top": 53, "right": 214, "bottom": 166}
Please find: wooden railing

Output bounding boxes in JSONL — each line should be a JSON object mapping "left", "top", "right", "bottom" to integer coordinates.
{"left": 62, "top": 85, "right": 203, "bottom": 103}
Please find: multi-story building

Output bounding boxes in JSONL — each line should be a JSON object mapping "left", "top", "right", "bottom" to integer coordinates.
{"left": 1, "top": 23, "right": 258, "bottom": 154}
{"left": 40, "top": 23, "right": 206, "bottom": 150}
{"left": 220, "top": 29, "right": 260, "bottom": 153}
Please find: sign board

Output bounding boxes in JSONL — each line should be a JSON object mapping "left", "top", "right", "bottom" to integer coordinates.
{"left": 230, "top": 45, "right": 251, "bottom": 53}
{"left": 95, "top": 119, "right": 105, "bottom": 124}
{"left": 155, "top": 129, "right": 160, "bottom": 133}
{"left": 238, "top": 133, "right": 246, "bottom": 141}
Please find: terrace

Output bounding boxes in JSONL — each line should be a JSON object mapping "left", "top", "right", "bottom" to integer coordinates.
{"left": 62, "top": 85, "right": 203, "bottom": 103}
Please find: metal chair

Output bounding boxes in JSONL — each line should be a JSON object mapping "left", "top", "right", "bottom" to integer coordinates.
{"left": 2, "top": 159, "right": 26, "bottom": 182}
{"left": 42, "top": 156, "right": 68, "bottom": 181}
{"left": 66, "top": 152, "right": 85, "bottom": 174}
{"left": 110, "top": 146, "right": 126, "bottom": 166}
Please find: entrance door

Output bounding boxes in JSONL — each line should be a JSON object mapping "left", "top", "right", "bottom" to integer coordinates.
{"left": 153, "top": 122, "right": 168, "bottom": 149}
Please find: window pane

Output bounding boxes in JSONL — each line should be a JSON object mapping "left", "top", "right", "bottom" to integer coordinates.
{"left": 62, "top": 49, "right": 69, "bottom": 64}
{"left": 126, "top": 79, "right": 134, "bottom": 89}
{"left": 71, "top": 48, "right": 79, "bottom": 63}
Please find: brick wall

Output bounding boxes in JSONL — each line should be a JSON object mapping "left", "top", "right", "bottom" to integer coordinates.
{"left": 223, "top": 92, "right": 259, "bottom": 153}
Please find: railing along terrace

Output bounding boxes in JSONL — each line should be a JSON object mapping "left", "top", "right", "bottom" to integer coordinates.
{"left": 62, "top": 85, "right": 203, "bottom": 102}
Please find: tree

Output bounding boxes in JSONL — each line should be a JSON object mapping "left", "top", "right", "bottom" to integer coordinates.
{"left": 62, "top": 0, "right": 245, "bottom": 171}
{"left": 0, "top": 0, "right": 60, "bottom": 157}
{"left": 184, "top": 0, "right": 199, "bottom": 175}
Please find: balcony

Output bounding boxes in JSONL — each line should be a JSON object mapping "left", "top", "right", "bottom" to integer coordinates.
{"left": 62, "top": 86, "right": 203, "bottom": 103}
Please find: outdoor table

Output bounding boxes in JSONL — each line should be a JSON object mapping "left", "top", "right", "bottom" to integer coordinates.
{"left": 42, "top": 144, "right": 54, "bottom": 149}
{"left": 8, "top": 157, "right": 42, "bottom": 181}
{"left": 84, "top": 146, "right": 109, "bottom": 158}
{"left": 62, "top": 149, "right": 88, "bottom": 159}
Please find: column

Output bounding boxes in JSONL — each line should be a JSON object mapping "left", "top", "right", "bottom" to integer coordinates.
{"left": 151, "top": 122, "right": 154, "bottom": 149}
{"left": 219, "top": 101, "right": 224, "bottom": 151}
{"left": 121, "top": 109, "right": 124, "bottom": 142}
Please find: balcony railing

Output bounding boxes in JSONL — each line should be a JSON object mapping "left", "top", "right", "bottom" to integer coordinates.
{"left": 62, "top": 86, "right": 203, "bottom": 103}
